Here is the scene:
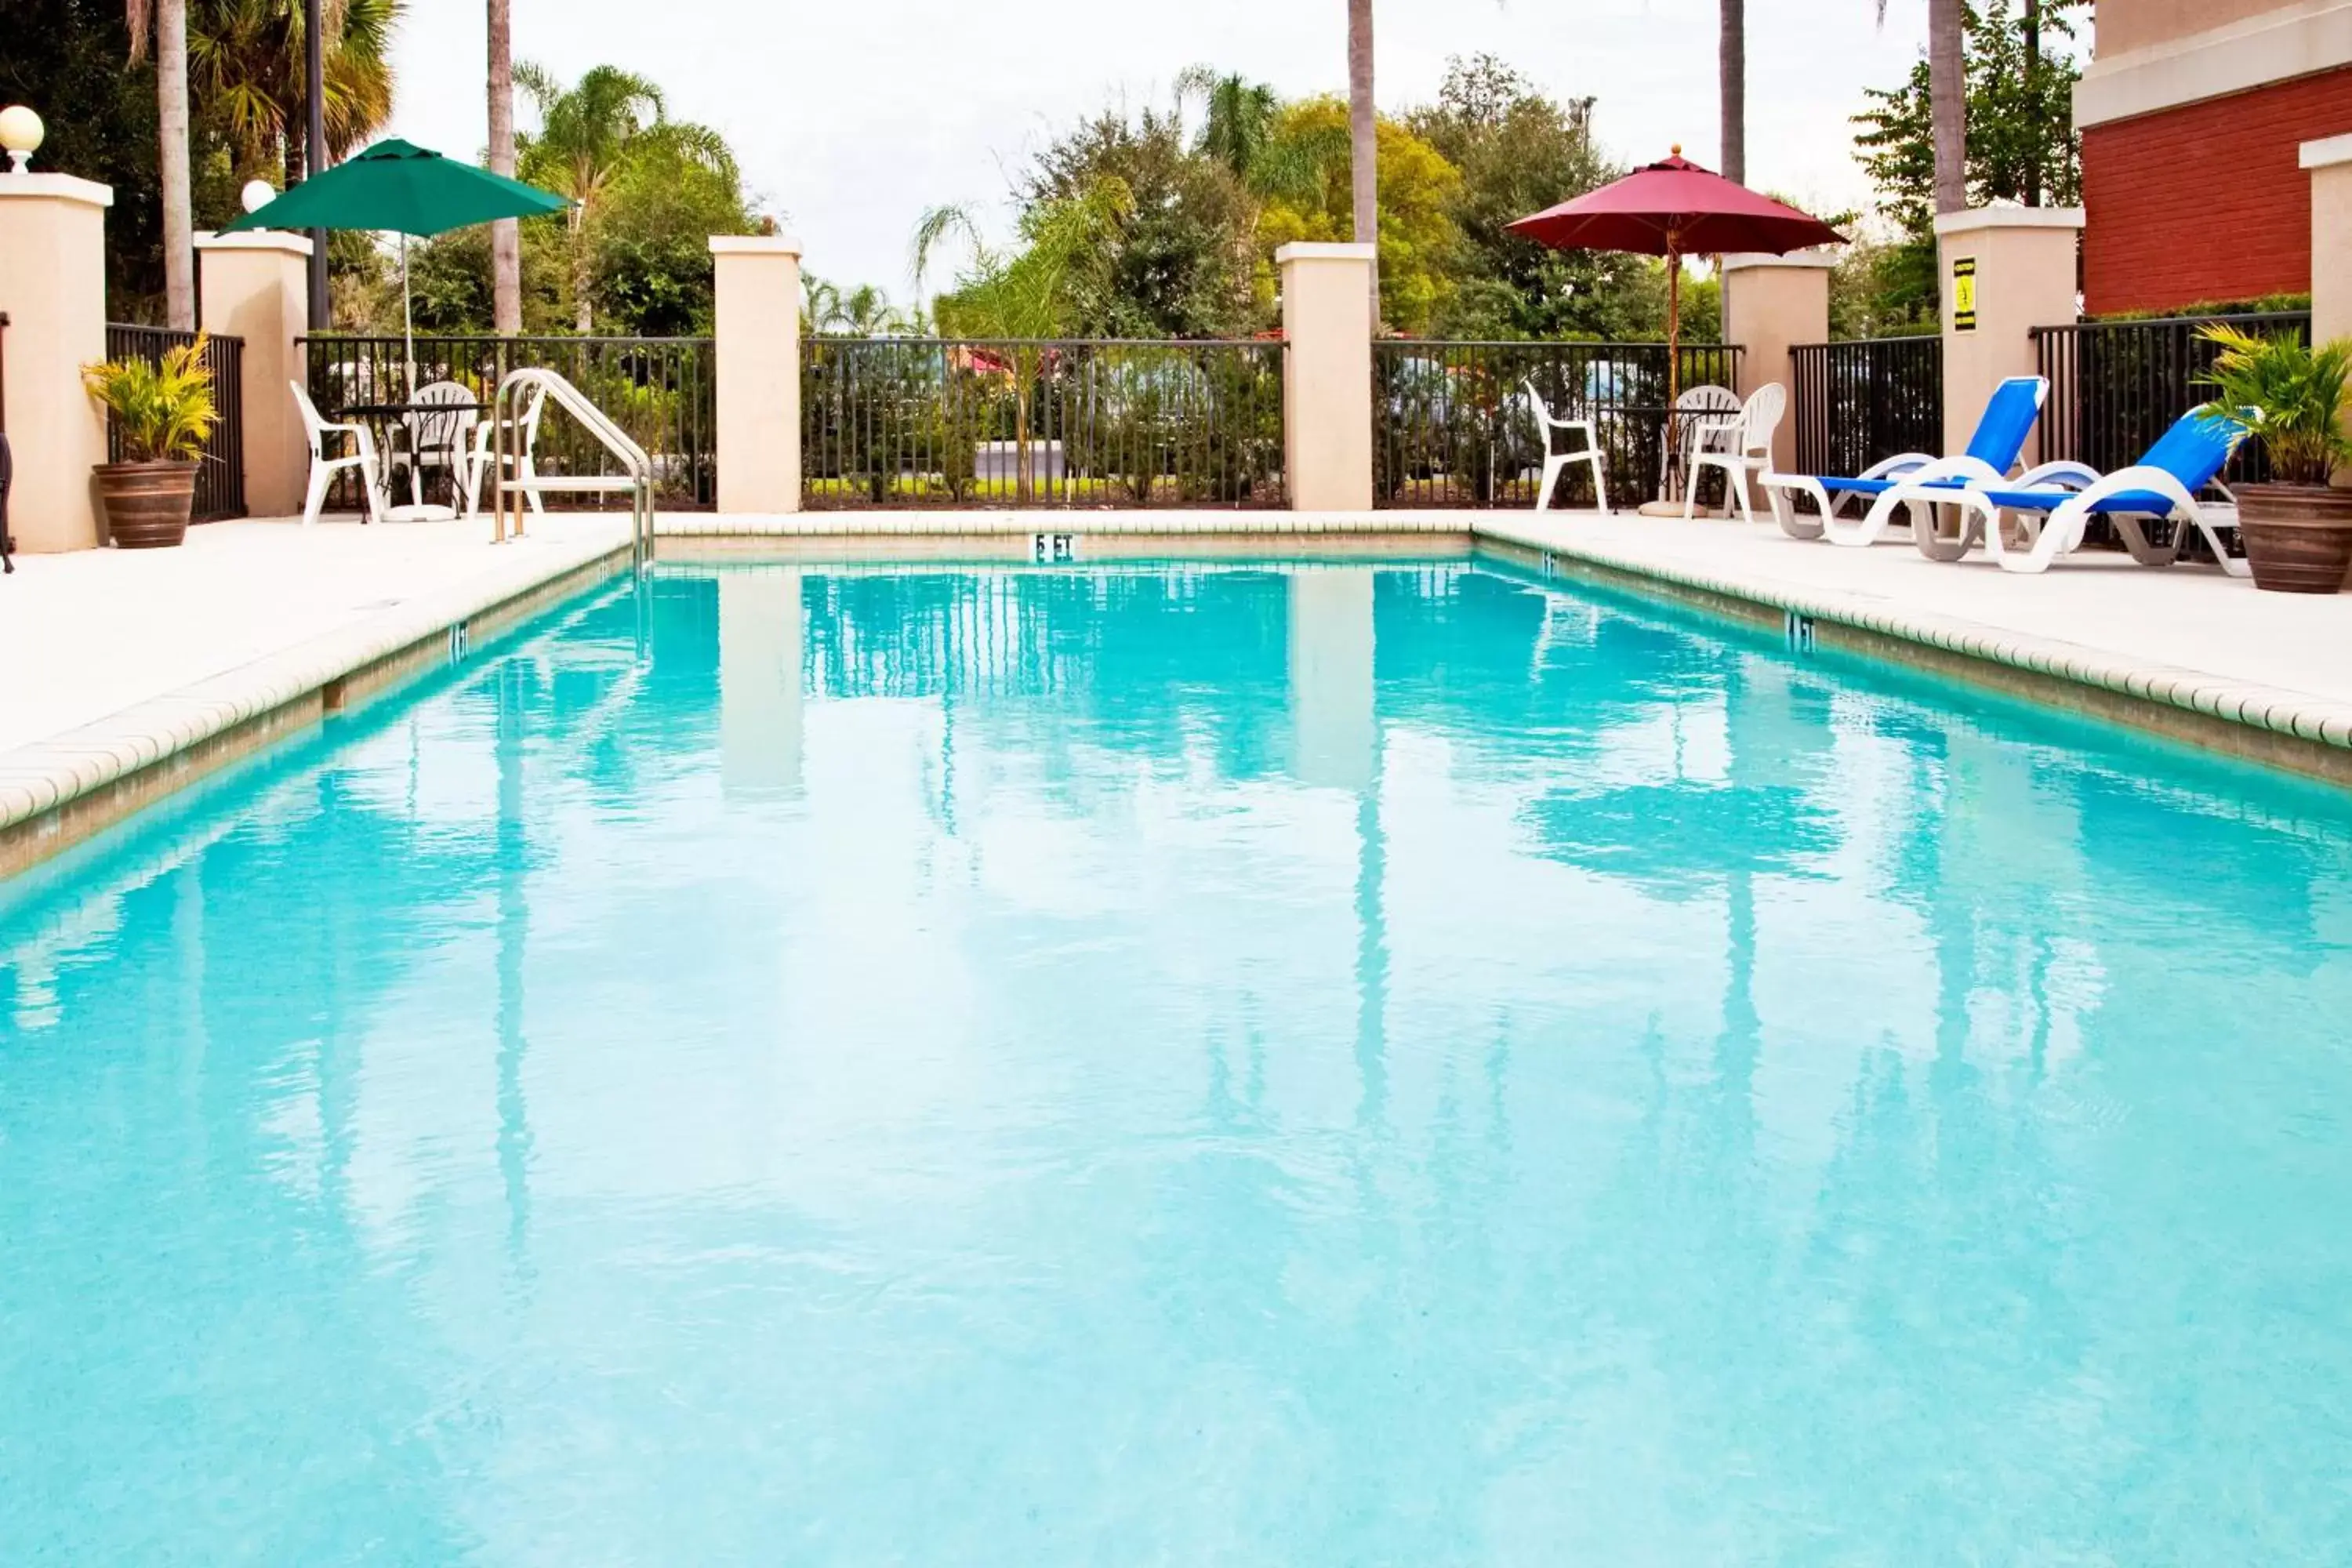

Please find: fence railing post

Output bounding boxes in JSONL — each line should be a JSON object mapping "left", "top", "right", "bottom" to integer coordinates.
{"left": 1722, "top": 250, "right": 1832, "bottom": 479}
{"left": 710, "top": 234, "right": 802, "bottom": 514}
{"left": 1934, "top": 206, "right": 2083, "bottom": 456}
{"left": 1276, "top": 242, "right": 1376, "bottom": 512}
{"left": 197, "top": 230, "right": 308, "bottom": 518}
{"left": 0, "top": 171, "right": 112, "bottom": 551}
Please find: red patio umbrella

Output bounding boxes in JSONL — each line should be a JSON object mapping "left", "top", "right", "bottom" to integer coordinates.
{"left": 1508, "top": 148, "right": 1844, "bottom": 479}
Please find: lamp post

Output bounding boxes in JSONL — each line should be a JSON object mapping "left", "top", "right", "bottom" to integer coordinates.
{"left": 306, "top": 0, "right": 328, "bottom": 328}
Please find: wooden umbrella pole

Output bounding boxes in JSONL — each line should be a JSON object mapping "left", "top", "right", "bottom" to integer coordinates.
{"left": 1665, "top": 237, "right": 1682, "bottom": 498}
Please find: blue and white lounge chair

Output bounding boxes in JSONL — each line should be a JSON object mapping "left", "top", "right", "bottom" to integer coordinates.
{"left": 1761, "top": 375, "right": 2048, "bottom": 543}
{"left": 1874, "top": 409, "right": 2249, "bottom": 575}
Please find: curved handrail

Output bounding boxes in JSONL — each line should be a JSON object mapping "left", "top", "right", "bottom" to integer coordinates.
{"left": 490, "top": 367, "right": 656, "bottom": 570}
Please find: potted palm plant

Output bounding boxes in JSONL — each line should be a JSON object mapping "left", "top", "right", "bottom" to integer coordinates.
{"left": 81, "top": 333, "right": 217, "bottom": 549}
{"left": 2195, "top": 324, "right": 2352, "bottom": 593}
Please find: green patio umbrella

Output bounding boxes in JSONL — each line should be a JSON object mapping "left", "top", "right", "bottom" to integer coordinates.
{"left": 223, "top": 138, "right": 569, "bottom": 381}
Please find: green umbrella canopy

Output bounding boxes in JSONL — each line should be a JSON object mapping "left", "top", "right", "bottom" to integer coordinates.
{"left": 222, "top": 138, "right": 568, "bottom": 238}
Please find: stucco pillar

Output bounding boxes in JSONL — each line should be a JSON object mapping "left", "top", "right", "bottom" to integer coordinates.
{"left": 1721, "top": 250, "right": 1833, "bottom": 477}
{"left": 196, "top": 230, "right": 312, "bottom": 519}
{"left": 2305, "top": 135, "right": 2352, "bottom": 352}
{"left": 709, "top": 234, "right": 801, "bottom": 514}
{"left": 1934, "top": 207, "right": 2084, "bottom": 457}
{"left": 1277, "top": 242, "right": 1375, "bottom": 512}
{"left": 0, "top": 173, "right": 113, "bottom": 551}
{"left": 2304, "top": 136, "right": 2352, "bottom": 547}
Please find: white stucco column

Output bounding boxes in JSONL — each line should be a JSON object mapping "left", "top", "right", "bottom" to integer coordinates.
{"left": 1934, "top": 206, "right": 2084, "bottom": 458}
{"left": 1722, "top": 250, "right": 1834, "bottom": 476}
{"left": 2304, "top": 136, "right": 2352, "bottom": 352}
{"left": 0, "top": 172, "right": 114, "bottom": 551}
{"left": 197, "top": 230, "right": 312, "bottom": 519}
{"left": 710, "top": 234, "right": 802, "bottom": 514}
{"left": 2304, "top": 136, "right": 2352, "bottom": 530}
{"left": 1277, "top": 242, "right": 1376, "bottom": 512}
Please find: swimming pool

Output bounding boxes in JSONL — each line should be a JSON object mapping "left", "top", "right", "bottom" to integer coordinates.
{"left": 4, "top": 560, "right": 2349, "bottom": 1561}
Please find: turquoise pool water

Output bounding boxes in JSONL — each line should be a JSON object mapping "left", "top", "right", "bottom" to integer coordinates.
{"left": 4, "top": 561, "right": 2350, "bottom": 1562}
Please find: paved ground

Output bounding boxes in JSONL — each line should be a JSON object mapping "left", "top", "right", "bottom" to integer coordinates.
{"left": 0, "top": 513, "right": 630, "bottom": 757}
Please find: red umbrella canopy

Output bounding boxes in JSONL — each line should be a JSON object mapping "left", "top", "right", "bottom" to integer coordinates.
{"left": 1508, "top": 150, "right": 1845, "bottom": 257}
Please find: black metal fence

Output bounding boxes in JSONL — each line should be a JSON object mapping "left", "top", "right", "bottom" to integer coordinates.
{"left": 1791, "top": 336, "right": 1941, "bottom": 480}
{"left": 801, "top": 337, "right": 1287, "bottom": 509}
{"left": 302, "top": 334, "right": 716, "bottom": 510}
{"left": 104, "top": 323, "right": 247, "bottom": 520}
{"left": 1371, "top": 340, "right": 1744, "bottom": 508}
{"left": 2033, "top": 310, "right": 2308, "bottom": 484}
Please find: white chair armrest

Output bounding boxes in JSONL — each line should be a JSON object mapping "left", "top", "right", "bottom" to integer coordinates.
{"left": 1857, "top": 451, "right": 1936, "bottom": 481}
{"left": 2011, "top": 459, "right": 2101, "bottom": 492}
{"left": 2065, "top": 464, "right": 2198, "bottom": 515}
{"left": 1882, "top": 454, "right": 2005, "bottom": 495}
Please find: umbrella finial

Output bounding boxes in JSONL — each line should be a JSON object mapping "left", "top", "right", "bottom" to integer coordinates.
{"left": 1671, "top": 143, "right": 1682, "bottom": 156}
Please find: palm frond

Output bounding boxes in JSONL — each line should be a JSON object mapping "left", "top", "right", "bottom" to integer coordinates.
{"left": 83, "top": 333, "right": 218, "bottom": 463}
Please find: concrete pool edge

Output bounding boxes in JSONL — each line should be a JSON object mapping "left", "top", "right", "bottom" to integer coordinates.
{"left": 3, "top": 509, "right": 2346, "bottom": 881}
{"left": 0, "top": 536, "right": 634, "bottom": 880}
{"left": 1466, "top": 519, "right": 2352, "bottom": 789}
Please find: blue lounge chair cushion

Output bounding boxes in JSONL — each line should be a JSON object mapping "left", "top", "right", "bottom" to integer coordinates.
{"left": 1962, "top": 376, "right": 2046, "bottom": 472}
{"left": 1968, "top": 412, "right": 2244, "bottom": 517}
{"left": 1973, "top": 485, "right": 2180, "bottom": 515}
{"left": 1790, "top": 376, "right": 2045, "bottom": 496}
{"left": 1818, "top": 474, "right": 1968, "bottom": 499}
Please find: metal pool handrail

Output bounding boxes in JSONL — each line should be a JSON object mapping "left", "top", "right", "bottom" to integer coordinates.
{"left": 490, "top": 367, "right": 656, "bottom": 570}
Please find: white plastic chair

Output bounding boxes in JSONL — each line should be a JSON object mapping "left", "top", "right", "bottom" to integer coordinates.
{"left": 1684, "top": 383, "right": 1786, "bottom": 524}
{"left": 289, "top": 380, "right": 387, "bottom": 526}
{"left": 394, "top": 380, "right": 480, "bottom": 510}
{"left": 1523, "top": 379, "right": 1609, "bottom": 514}
{"left": 458, "top": 379, "right": 550, "bottom": 518}
{"left": 1661, "top": 383, "right": 1741, "bottom": 501}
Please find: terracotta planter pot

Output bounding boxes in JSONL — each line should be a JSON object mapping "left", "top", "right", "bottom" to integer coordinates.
{"left": 93, "top": 459, "right": 198, "bottom": 550}
{"left": 2234, "top": 482, "right": 2352, "bottom": 593}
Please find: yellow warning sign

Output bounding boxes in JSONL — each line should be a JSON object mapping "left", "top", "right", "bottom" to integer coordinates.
{"left": 1952, "top": 256, "right": 1978, "bottom": 332}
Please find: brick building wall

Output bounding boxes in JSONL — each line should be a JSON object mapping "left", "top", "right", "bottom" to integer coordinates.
{"left": 2082, "top": 65, "right": 2352, "bottom": 316}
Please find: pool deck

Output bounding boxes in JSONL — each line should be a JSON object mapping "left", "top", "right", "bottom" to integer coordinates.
{"left": 2, "top": 505, "right": 2347, "bottom": 877}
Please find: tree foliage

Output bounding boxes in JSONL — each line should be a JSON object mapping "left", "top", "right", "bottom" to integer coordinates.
{"left": 1256, "top": 96, "right": 1461, "bottom": 334}
{"left": 1406, "top": 55, "right": 1628, "bottom": 339}
{"left": 887, "top": 56, "right": 1730, "bottom": 347}
{"left": 516, "top": 64, "right": 740, "bottom": 331}
{"left": 1018, "top": 108, "right": 1252, "bottom": 337}
{"left": 187, "top": 0, "right": 401, "bottom": 185}
{"left": 1853, "top": 0, "right": 2084, "bottom": 321}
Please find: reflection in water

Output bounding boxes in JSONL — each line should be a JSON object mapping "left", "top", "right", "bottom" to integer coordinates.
{"left": 2, "top": 563, "right": 2351, "bottom": 1563}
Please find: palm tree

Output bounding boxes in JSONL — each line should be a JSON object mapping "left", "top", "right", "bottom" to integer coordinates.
{"left": 1179, "top": 67, "right": 1280, "bottom": 185}
{"left": 1878, "top": 0, "right": 1967, "bottom": 214}
{"left": 188, "top": 0, "right": 401, "bottom": 187}
{"left": 487, "top": 0, "right": 520, "bottom": 334}
{"left": 517, "top": 64, "right": 731, "bottom": 332}
{"left": 1174, "top": 65, "right": 1341, "bottom": 318}
{"left": 804, "top": 276, "right": 910, "bottom": 337}
{"left": 1927, "top": 0, "right": 1966, "bottom": 212}
{"left": 1347, "top": 0, "right": 1377, "bottom": 325}
{"left": 1719, "top": 0, "right": 1744, "bottom": 184}
{"left": 129, "top": 0, "right": 196, "bottom": 329}
{"left": 913, "top": 180, "right": 1131, "bottom": 501}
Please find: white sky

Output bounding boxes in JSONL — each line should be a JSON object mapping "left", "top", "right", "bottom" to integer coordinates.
{"left": 386, "top": 0, "right": 1933, "bottom": 301}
